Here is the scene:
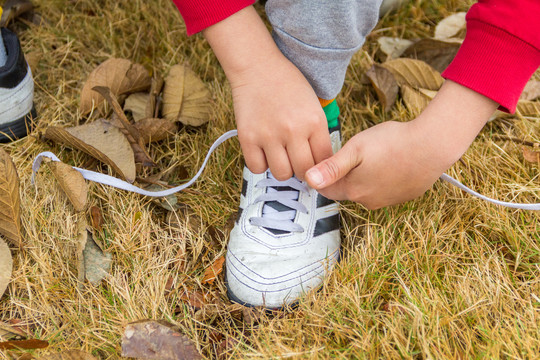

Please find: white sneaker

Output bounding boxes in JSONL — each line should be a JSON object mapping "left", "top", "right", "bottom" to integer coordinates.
{"left": 226, "top": 126, "right": 342, "bottom": 309}
{"left": 0, "top": 28, "right": 36, "bottom": 143}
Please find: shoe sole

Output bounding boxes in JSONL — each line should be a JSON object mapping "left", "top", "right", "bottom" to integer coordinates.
{"left": 0, "top": 105, "right": 36, "bottom": 143}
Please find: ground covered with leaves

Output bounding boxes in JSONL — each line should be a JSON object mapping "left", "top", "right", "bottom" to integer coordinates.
{"left": 0, "top": 0, "right": 539, "bottom": 358}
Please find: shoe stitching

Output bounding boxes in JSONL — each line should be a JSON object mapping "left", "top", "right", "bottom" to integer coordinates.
{"left": 227, "top": 249, "right": 339, "bottom": 283}
{"left": 227, "top": 262, "right": 328, "bottom": 294}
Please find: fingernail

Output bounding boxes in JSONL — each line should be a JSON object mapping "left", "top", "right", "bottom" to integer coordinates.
{"left": 306, "top": 168, "right": 324, "bottom": 187}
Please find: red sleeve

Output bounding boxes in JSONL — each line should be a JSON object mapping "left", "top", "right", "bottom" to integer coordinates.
{"left": 442, "top": 0, "right": 540, "bottom": 113}
{"left": 172, "top": 0, "right": 256, "bottom": 36}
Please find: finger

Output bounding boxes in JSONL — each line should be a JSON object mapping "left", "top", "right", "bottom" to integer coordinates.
{"left": 286, "top": 141, "right": 315, "bottom": 180}
{"left": 316, "top": 180, "right": 348, "bottom": 201}
{"left": 241, "top": 143, "right": 267, "bottom": 174}
{"left": 309, "top": 126, "right": 334, "bottom": 164}
{"left": 265, "top": 145, "right": 293, "bottom": 181}
{"left": 305, "top": 140, "right": 360, "bottom": 189}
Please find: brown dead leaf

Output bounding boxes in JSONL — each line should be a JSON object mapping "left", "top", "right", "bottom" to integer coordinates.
{"left": 47, "top": 161, "right": 87, "bottom": 212}
{"left": 516, "top": 100, "right": 540, "bottom": 116}
{"left": 520, "top": 80, "right": 540, "bottom": 101}
{"left": 377, "top": 37, "right": 415, "bottom": 60}
{"left": 179, "top": 290, "right": 210, "bottom": 310}
{"left": 134, "top": 118, "right": 177, "bottom": 144}
{"left": 401, "top": 84, "right": 431, "bottom": 116}
{"left": 434, "top": 12, "right": 466, "bottom": 40}
{"left": 202, "top": 256, "right": 225, "bottom": 284}
{"left": 124, "top": 92, "right": 149, "bottom": 122}
{"left": 242, "top": 307, "right": 267, "bottom": 325}
{"left": 365, "top": 64, "right": 398, "bottom": 111}
{"left": 93, "top": 86, "right": 155, "bottom": 167}
{"left": 0, "top": 239, "right": 12, "bottom": 300}
{"left": 77, "top": 227, "right": 112, "bottom": 286}
{"left": 522, "top": 145, "right": 540, "bottom": 164}
{"left": 80, "top": 58, "right": 151, "bottom": 115}
{"left": 38, "top": 350, "right": 98, "bottom": 360}
{"left": 162, "top": 64, "right": 212, "bottom": 126}
{"left": 0, "top": 339, "right": 48, "bottom": 350}
{"left": 215, "top": 337, "right": 239, "bottom": 359}
{"left": 401, "top": 38, "right": 460, "bottom": 72}
{"left": 0, "top": 0, "right": 34, "bottom": 27}
{"left": 381, "top": 58, "right": 444, "bottom": 90}
{"left": 0, "top": 321, "right": 27, "bottom": 341}
{"left": 0, "top": 148, "right": 22, "bottom": 247}
{"left": 89, "top": 206, "right": 103, "bottom": 231}
{"left": 44, "top": 119, "right": 136, "bottom": 183}
{"left": 122, "top": 320, "right": 201, "bottom": 360}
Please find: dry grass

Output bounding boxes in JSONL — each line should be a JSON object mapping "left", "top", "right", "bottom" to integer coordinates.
{"left": 1, "top": 0, "right": 539, "bottom": 358}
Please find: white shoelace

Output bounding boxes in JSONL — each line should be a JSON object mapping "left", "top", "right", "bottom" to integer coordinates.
{"left": 32, "top": 129, "right": 540, "bottom": 215}
{"left": 250, "top": 173, "right": 309, "bottom": 233}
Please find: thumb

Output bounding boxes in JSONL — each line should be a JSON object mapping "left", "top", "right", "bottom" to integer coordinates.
{"left": 305, "top": 143, "right": 359, "bottom": 189}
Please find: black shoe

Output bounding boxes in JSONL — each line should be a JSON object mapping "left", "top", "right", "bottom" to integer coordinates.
{"left": 0, "top": 28, "right": 36, "bottom": 143}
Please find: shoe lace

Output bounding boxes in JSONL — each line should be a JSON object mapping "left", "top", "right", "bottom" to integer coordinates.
{"left": 32, "top": 130, "right": 540, "bottom": 213}
{"left": 248, "top": 171, "right": 309, "bottom": 234}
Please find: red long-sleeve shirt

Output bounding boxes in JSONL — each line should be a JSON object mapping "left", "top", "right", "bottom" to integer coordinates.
{"left": 172, "top": 0, "right": 540, "bottom": 113}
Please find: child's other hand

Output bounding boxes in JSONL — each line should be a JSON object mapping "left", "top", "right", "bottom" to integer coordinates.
{"left": 305, "top": 80, "right": 498, "bottom": 209}
{"left": 230, "top": 55, "right": 332, "bottom": 180}
{"left": 306, "top": 120, "right": 445, "bottom": 209}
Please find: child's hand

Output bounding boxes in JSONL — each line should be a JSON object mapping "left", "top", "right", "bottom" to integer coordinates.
{"left": 305, "top": 80, "right": 498, "bottom": 209}
{"left": 230, "top": 56, "right": 332, "bottom": 180}
{"left": 203, "top": 6, "right": 332, "bottom": 180}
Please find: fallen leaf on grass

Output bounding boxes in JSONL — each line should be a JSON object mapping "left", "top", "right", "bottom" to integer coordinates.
{"left": 124, "top": 92, "right": 149, "bottom": 122}
{"left": 520, "top": 80, "right": 540, "bottom": 101}
{"left": 38, "top": 350, "right": 98, "bottom": 360}
{"left": 242, "top": 307, "right": 267, "bottom": 325}
{"left": 146, "top": 184, "right": 178, "bottom": 211}
{"left": 434, "top": 12, "right": 466, "bottom": 41}
{"left": 522, "top": 145, "right": 540, "bottom": 164}
{"left": 47, "top": 161, "right": 87, "bottom": 212}
{"left": 0, "top": 148, "right": 22, "bottom": 247}
{"left": 0, "top": 339, "right": 48, "bottom": 350}
{"left": 44, "top": 119, "right": 136, "bottom": 183}
{"left": 215, "top": 337, "right": 239, "bottom": 359}
{"left": 162, "top": 64, "right": 212, "bottom": 126}
{"left": 89, "top": 206, "right": 103, "bottom": 231}
{"left": 0, "top": 0, "right": 33, "bottom": 27}
{"left": 77, "top": 228, "right": 111, "bottom": 285}
{"left": 0, "top": 239, "right": 12, "bottom": 299}
{"left": 134, "top": 118, "right": 177, "bottom": 144}
{"left": 381, "top": 58, "right": 443, "bottom": 90}
{"left": 93, "top": 86, "right": 155, "bottom": 167}
{"left": 0, "top": 321, "right": 27, "bottom": 340}
{"left": 377, "top": 37, "right": 415, "bottom": 60}
{"left": 80, "top": 58, "right": 151, "bottom": 115}
{"left": 401, "top": 84, "right": 431, "bottom": 116}
{"left": 178, "top": 290, "right": 210, "bottom": 310}
{"left": 122, "top": 320, "right": 201, "bottom": 360}
{"left": 365, "top": 64, "right": 398, "bottom": 111}
{"left": 401, "top": 38, "right": 460, "bottom": 72}
{"left": 202, "top": 256, "right": 225, "bottom": 284}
